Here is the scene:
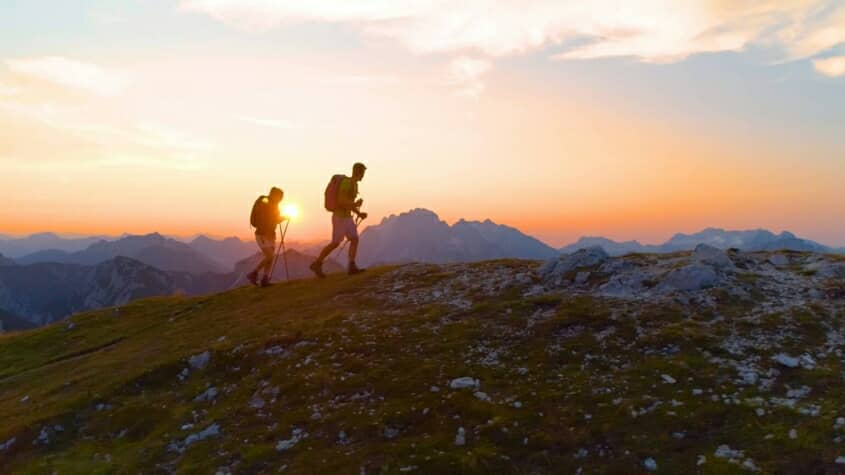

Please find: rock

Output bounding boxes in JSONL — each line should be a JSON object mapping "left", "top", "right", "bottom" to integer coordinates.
{"left": 188, "top": 351, "right": 211, "bottom": 370}
{"left": 384, "top": 427, "right": 400, "bottom": 440}
{"left": 835, "top": 417, "right": 845, "bottom": 429}
{"left": 694, "top": 244, "right": 735, "bottom": 270}
{"left": 835, "top": 456, "right": 845, "bottom": 465}
{"left": 0, "top": 437, "right": 15, "bottom": 451}
{"left": 661, "top": 374, "right": 677, "bottom": 384}
{"left": 574, "top": 271, "right": 590, "bottom": 285}
{"left": 768, "top": 254, "right": 789, "bottom": 267}
{"left": 276, "top": 428, "right": 306, "bottom": 452}
{"left": 661, "top": 264, "right": 719, "bottom": 292}
{"left": 449, "top": 377, "right": 480, "bottom": 390}
{"left": 789, "top": 429, "right": 797, "bottom": 439}
{"left": 454, "top": 427, "right": 466, "bottom": 446}
{"left": 194, "top": 387, "right": 218, "bottom": 402}
{"left": 772, "top": 353, "right": 800, "bottom": 368}
{"left": 599, "top": 270, "right": 648, "bottom": 297}
{"left": 715, "top": 445, "right": 744, "bottom": 460}
{"left": 540, "top": 247, "right": 609, "bottom": 283}
{"left": 474, "top": 391, "right": 491, "bottom": 402}
{"left": 643, "top": 457, "right": 658, "bottom": 471}
{"left": 184, "top": 423, "right": 220, "bottom": 448}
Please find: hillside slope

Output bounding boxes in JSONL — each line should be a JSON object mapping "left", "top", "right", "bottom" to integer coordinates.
{"left": 0, "top": 251, "right": 844, "bottom": 473}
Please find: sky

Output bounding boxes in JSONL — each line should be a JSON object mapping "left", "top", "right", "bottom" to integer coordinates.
{"left": 0, "top": 0, "right": 843, "bottom": 247}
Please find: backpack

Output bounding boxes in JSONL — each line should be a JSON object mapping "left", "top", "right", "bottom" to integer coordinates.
{"left": 324, "top": 175, "right": 346, "bottom": 212}
{"left": 250, "top": 196, "right": 274, "bottom": 231}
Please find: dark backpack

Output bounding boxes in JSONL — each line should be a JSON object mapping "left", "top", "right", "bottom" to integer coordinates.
{"left": 324, "top": 175, "right": 346, "bottom": 212}
{"left": 250, "top": 196, "right": 274, "bottom": 231}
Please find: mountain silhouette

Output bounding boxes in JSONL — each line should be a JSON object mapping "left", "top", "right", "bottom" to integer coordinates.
{"left": 17, "top": 233, "right": 225, "bottom": 274}
{"left": 561, "top": 228, "right": 835, "bottom": 256}
{"left": 189, "top": 235, "right": 256, "bottom": 271}
{"left": 356, "top": 209, "right": 496, "bottom": 266}
{"left": 0, "top": 232, "right": 110, "bottom": 259}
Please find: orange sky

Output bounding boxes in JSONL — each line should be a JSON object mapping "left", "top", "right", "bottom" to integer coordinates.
{"left": 1, "top": 1, "right": 844, "bottom": 247}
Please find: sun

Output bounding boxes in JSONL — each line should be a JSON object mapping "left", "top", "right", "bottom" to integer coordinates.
{"left": 281, "top": 203, "right": 300, "bottom": 220}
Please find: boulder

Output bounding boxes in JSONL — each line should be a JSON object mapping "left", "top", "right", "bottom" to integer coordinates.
{"left": 660, "top": 264, "right": 720, "bottom": 292}
{"left": 693, "top": 244, "right": 735, "bottom": 270}
{"left": 540, "top": 247, "right": 609, "bottom": 284}
{"left": 599, "top": 270, "right": 649, "bottom": 297}
{"left": 768, "top": 254, "right": 790, "bottom": 267}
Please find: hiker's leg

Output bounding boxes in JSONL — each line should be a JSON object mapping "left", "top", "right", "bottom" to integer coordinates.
{"left": 260, "top": 245, "right": 274, "bottom": 277}
{"left": 315, "top": 241, "right": 339, "bottom": 263}
{"left": 348, "top": 236, "right": 359, "bottom": 262}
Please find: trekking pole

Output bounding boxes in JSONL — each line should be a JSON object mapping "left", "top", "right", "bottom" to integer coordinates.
{"left": 280, "top": 220, "right": 290, "bottom": 282}
{"left": 270, "top": 220, "right": 291, "bottom": 281}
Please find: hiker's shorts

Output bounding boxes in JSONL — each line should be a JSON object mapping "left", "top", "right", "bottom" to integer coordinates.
{"left": 255, "top": 233, "right": 276, "bottom": 255}
{"left": 331, "top": 215, "right": 358, "bottom": 245}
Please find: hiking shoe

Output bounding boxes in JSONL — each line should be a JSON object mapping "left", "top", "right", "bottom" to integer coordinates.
{"left": 309, "top": 261, "right": 326, "bottom": 279}
{"left": 348, "top": 262, "right": 365, "bottom": 275}
{"left": 247, "top": 271, "right": 259, "bottom": 286}
{"left": 260, "top": 276, "right": 272, "bottom": 287}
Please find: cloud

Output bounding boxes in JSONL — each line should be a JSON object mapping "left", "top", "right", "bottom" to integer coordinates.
{"left": 0, "top": 82, "right": 19, "bottom": 96}
{"left": 180, "top": 1, "right": 844, "bottom": 60}
{"left": 320, "top": 75, "right": 399, "bottom": 86}
{"left": 5, "top": 56, "right": 127, "bottom": 96}
{"left": 236, "top": 115, "right": 296, "bottom": 129}
{"left": 448, "top": 57, "right": 492, "bottom": 98}
{"left": 813, "top": 55, "right": 845, "bottom": 77}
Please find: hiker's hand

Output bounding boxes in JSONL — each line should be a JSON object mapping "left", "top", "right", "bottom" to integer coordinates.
{"left": 355, "top": 199, "right": 364, "bottom": 208}
{"left": 358, "top": 212, "right": 369, "bottom": 220}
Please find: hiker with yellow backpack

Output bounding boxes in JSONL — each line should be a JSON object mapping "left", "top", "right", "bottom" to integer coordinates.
{"left": 310, "top": 163, "right": 368, "bottom": 278}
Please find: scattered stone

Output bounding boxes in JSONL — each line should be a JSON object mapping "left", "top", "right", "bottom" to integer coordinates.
{"left": 184, "top": 423, "right": 220, "bottom": 448}
{"left": 643, "top": 457, "right": 658, "bottom": 471}
{"left": 788, "top": 429, "right": 797, "bottom": 440}
{"left": 772, "top": 353, "right": 800, "bottom": 369}
{"left": 194, "top": 387, "right": 218, "bottom": 402}
{"left": 768, "top": 254, "right": 789, "bottom": 267}
{"left": 276, "top": 428, "right": 307, "bottom": 452}
{"left": 693, "top": 244, "right": 735, "bottom": 269}
{"left": 449, "top": 377, "right": 480, "bottom": 390}
{"left": 454, "top": 427, "right": 466, "bottom": 446}
{"left": 0, "top": 437, "right": 15, "bottom": 451}
{"left": 188, "top": 351, "right": 211, "bottom": 370}
{"left": 384, "top": 427, "right": 400, "bottom": 440}
{"left": 540, "top": 247, "right": 609, "bottom": 283}
{"left": 715, "top": 445, "right": 744, "bottom": 459}
{"left": 835, "top": 456, "right": 845, "bottom": 465}
{"left": 430, "top": 386, "right": 440, "bottom": 393}
{"left": 474, "top": 391, "right": 491, "bottom": 402}
{"left": 661, "top": 374, "right": 677, "bottom": 384}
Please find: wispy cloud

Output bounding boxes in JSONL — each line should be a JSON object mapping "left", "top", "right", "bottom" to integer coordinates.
{"left": 813, "top": 56, "right": 845, "bottom": 77}
{"left": 448, "top": 57, "right": 491, "bottom": 99}
{"left": 236, "top": 115, "right": 296, "bottom": 130}
{"left": 179, "top": 0, "right": 845, "bottom": 91}
{"left": 0, "top": 82, "right": 20, "bottom": 96}
{"left": 5, "top": 56, "right": 127, "bottom": 96}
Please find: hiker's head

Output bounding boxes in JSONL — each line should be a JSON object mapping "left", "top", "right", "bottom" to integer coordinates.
{"left": 352, "top": 162, "right": 367, "bottom": 181}
{"left": 269, "top": 187, "right": 284, "bottom": 204}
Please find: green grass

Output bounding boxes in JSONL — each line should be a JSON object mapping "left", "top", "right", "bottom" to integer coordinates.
{"left": 0, "top": 260, "right": 844, "bottom": 474}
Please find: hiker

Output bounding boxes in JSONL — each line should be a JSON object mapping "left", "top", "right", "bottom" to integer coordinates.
{"left": 248, "top": 186, "right": 287, "bottom": 287}
{"left": 310, "top": 162, "right": 368, "bottom": 277}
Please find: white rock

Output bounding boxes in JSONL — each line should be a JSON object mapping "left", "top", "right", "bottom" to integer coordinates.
{"left": 772, "top": 353, "right": 800, "bottom": 368}
{"left": 643, "top": 457, "right": 658, "bottom": 471}
{"left": 661, "top": 374, "right": 677, "bottom": 384}
{"left": 194, "top": 387, "right": 218, "bottom": 402}
{"left": 184, "top": 423, "right": 220, "bottom": 448}
{"left": 714, "top": 445, "right": 744, "bottom": 459}
{"left": 755, "top": 408, "right": 765, "bottom": 417}
{"left": 474, "top": 391, "right": 491, "bottom": 402}
{"left": 742, "top": 458, "right": 760, "bottom": 472}
{"left": 430, "top": 386, "right": 440, "bottom": 393}
{"left": 188, "top": 351, "right": 211, "bottom": 370}
{"left": 692, "top": 389, "right": 704, "bottom": 396}
{"left": 697, "top": 455, "right": 706, "bottom": 466}
{"left": 449, "top": 377, "right": 480, "bottom": 390}
{"left": 789, "top": 429, "right": 797, "bottom": 439}
{"left": 454, "top": 427, "right": 466, "bottom": 446}
{"left": 835, "top": 456, "right": 845, "bottom": 465}
{"left": 276, "top": 428, "right": 306, "bottom": 452}
{"left": 0, "top": 437, "right": 15, "bottom": 451}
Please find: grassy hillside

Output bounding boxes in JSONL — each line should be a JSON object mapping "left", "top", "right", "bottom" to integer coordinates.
{"left": 1, "top": 257, "right": 844, "bottom": 473}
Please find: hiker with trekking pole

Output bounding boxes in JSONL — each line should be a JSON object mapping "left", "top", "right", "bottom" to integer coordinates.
{"left": 248, "top": 186, "right": 289, "bottom": 287}
{"left": 310, "top": 162, "right": 368, "bottom": 278}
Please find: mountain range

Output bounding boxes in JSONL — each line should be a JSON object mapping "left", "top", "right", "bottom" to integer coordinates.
{"left": 560, "top": 228, "right": 839, "bottom": 256}
{"left": 356, "top": 209, "right": 558, "bottom": 266}
{"left": 0, "top": 232, "right": 111, "bottom": 258}
{"left": 16, "top": 233, "right": 226, "bottom": 274}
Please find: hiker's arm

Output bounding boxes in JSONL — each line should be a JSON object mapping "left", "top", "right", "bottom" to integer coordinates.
{"left": 336, "top": 187, "right": 357, "bottom": 211}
